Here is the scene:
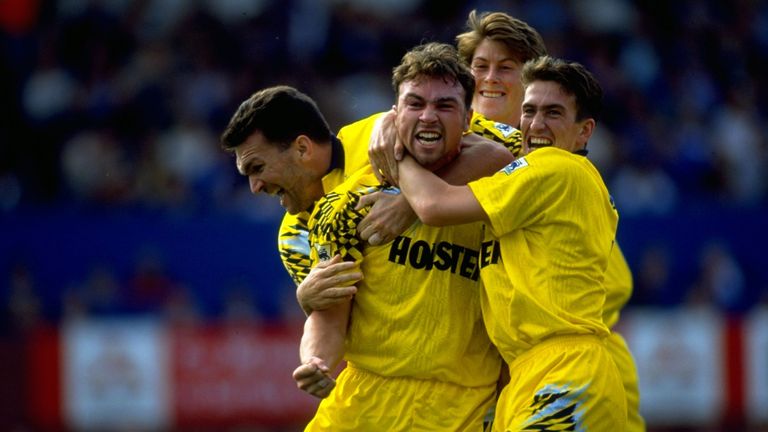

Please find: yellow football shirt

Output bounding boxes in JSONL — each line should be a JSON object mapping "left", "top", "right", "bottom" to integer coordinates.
{"left": 469, "top": 112, "right": 633, "bottom": 331}
{"left": 469, "top": 111, "right": 523, "bottom": 157}
{"left": 468, "top": 147, "right": 618, "bottom": 364}
{"left": 279, "top": 111, "right": 524, "bottom": 284}
{"left": 603, "top": 244, "right": 632, "bottom": 328}
{"left": 309, "top": 166, "right": 501, "bottom": 387}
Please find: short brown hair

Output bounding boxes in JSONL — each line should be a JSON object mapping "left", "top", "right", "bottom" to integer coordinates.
{"left": 391, "top": 42, "right": 475, "bottom": 110}
{"left": 456, "top": 10, "right": 547, "bottom": 66}
{"left": 521, "top": 56, "right": 603, "bottom": 121}
{"left": 220, "top": 85, "right": 332, "bottom": 151}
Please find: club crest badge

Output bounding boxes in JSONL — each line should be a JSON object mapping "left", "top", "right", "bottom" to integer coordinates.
{"left": 502, "top": 157, "right": 529, "bottom": 175}
{"left": 314, "top": 243, "right": 332, "bottom": 262}
{"left": 494, "top": 121, "right": 516, "bottom": 138}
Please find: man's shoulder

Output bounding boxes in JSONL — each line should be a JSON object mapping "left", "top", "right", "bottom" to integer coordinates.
{"left": 337, "top": 112, "right": 386, "bottom": 143}
{"left": 525, "top": 148, "right": 606, "bottom": 189}
{"left": 493, "top": 148, "right": 577, "bottom": 180}
{"left": 279, "top": 210, "right": 310, "bottom": 233}
{"left": 527, "top": 147, "right": 581, "bottom": 165}
{"left": 309, "top": 166, "right": 381, "bottom": 262}
{"left": 469, "top": 112, "right": 523, "bottom": 156}
{"left": 331, "top": 165, "right": 379, "bottom": 194}
{"left": 313, "top": 166, "right": 381, "bottom": 224}
{"left": 337, "top": 111, "right": 386, "bottom": 175}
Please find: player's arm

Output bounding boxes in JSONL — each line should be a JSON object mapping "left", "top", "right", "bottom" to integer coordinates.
{"left": 292, "top": 298, "right": 352, "bottom": 398}
{"left": 356, "top": 189, "right": 415, "bottom": 246}
{"left": 368, "top": 108, "right": 400, "bottom": 184}
{"left": 436, "top": 132, "right": 514, "bottom": 183}
{"left": 398, "top": 155, "right": 488, "bottom": 226}
{"left": 293, "top": 187, "right": 370, "bottom": 398}
{"left": 358, "top": 109, "right": 414, "bottom": 245}
{"left": 296, "top": 254, "right": 360, "bottom": 315}
{"left": 358, "top": 117, "right": 511, "bottom": 244}
{"left": 293, "top": 256, "right": 358, "bottom": 398}
{"left": 367, "top": 109, "right": 514, "bottom": 185}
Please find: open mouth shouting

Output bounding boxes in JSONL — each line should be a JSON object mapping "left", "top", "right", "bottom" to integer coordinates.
{"left": 416, "top": 130, "right": 442, "bottom": 146}
{"left": 528, "top": 137, "right": 553, "bottom": 150}
{"left": 265, "top": 186, "right": 287, "bottom": 207}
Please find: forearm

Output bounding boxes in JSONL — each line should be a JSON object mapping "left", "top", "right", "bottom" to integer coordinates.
{"left": 399, "top": 156, "right": 488, "bottom": 226}
{"left": 398, "top": 156, "right": 454, "bottom": 226}
{"left": 437, "top": 134, "right": 514, "bottom": 185}
{"left": 299, "top": 300, "right": 352, "bottom": 369}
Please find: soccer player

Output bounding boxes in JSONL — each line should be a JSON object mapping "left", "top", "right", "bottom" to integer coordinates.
{"left": 396, "top": 56, "right": 627, "bottom": 430}
{"left": 219, "top": 43, "right": 512, "bottom": 430}
{"left": 367, "top": 10, "right": 644, "bottom": 431}
{"left": 457, "top": 10, "right": 545, "bottom": 132}
{"left": 294, "top": 42, "right": 511, "bottom": 431}
{"left": 283, "top": 112, "right": 506, "bottom": 314}
{"left": 457, "top": 12, "right": 643, "bottom": 430}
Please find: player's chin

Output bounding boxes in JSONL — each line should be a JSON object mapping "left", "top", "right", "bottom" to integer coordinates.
{"left": 482, "top": 103, "right": 506, "bottom": 119}
{"left": 413, "top": 148, "right": 442, "bottom": 165}
{"left": 283, "top": 197, "right": 305, "bottom": 215}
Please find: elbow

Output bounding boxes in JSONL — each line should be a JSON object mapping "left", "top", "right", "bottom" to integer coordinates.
{"left": 411, "top": 197, "right": 447, "bottom": 226}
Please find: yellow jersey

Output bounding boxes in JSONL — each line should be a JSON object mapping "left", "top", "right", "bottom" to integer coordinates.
{"left": 469, "top": 111, "right": 523, "bottom": 157}
{"left": 468, "top": 147, "right": 618, "bottom": 364}
{"left": 309, "top": 166, "right": 501, "bottom": 387}
{"left": 470, "top": 112, "right": 633, "bottom": 330}
{"left": 603, "top": 244, "right": 633, "bottom": 328}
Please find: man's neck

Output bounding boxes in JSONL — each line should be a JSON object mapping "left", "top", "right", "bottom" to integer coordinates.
{"left": 324, "top": 136, "right": 345, "bottom": 175}
{"left": 424, "top": 145, "right": 461, "bottom": 173}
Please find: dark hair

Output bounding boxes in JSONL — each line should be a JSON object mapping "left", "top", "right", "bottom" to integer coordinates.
{"left": 220, "top": 85, "right": 333, "bottom": 151}
{"left": 456, "top": 10, "right": 547, "bottom": 66}
{"left": 521, "top": 56, "right": 603, "bottom": 121}
{"left": 391, "top": 42, "right": 475, "bottom": 110}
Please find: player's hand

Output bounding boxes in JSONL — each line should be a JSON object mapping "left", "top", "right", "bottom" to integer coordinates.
{"left": 368, "top": 108, "right": 404, "bottom": 184}
{"left": 293, "top": 356, "right": 335, "bottom": 398}
{"left": 356, "top": 191, "right": 416, "bottom": 246}
{"left": 297, "top": 255, "right": 360, "bottom": 314}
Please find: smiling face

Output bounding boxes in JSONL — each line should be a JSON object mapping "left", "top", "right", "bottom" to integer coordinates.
{"left": 395, "top": 76, "right": 472, "bottom": 171}
{"left": 234, "top": 131, "right": 324, "bottom": 214}
{"left": 520, "top": 80, "right": 594, "bottom": 154}
{"left": 470, "top": 38, "right": 525, "bottom": 127}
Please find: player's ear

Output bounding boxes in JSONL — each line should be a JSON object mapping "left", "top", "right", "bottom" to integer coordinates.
{"left": 577, "top": 118, "right": 595, "bottom": 146}
{"left": 465, "top": 107, "right": 473, "bottom": 131}
{"left": 294, "top": 135, "right": 312, "bottom": 159}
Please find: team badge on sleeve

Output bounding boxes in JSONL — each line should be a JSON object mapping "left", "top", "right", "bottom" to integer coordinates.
{"left": 502, "top": 157, "right": 529, "bottom": 175}
{"left": 314, "top": 243, "right": 333, "bottom": 262}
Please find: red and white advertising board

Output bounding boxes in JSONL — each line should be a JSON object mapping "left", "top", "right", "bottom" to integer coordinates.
{"left": 31, "top": 318, "right": 319, "bottom": 430}
{"left": 170, "top": 322, "right": 319, "bottom": 428}
{"left": 745, "top": 307, "right": 768, "bottom": 424}
{"left": 23, "top": 309, "right": 767, "bottom": 429}
{"left": 620, "top": 308, "right": 725, "bottom": 425}
{"left": 62, "top": 319, "right": 171, "bottom": 430}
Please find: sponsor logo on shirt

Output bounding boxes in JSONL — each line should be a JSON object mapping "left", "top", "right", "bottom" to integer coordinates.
{"left": 479, "top": 239, "right": 501, "bottom": 268}
{"left": 387, "top": 236, "right": 480, "bottom": 281}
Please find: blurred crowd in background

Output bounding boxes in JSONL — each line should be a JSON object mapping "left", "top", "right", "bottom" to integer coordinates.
{"left": 1, "top": 0, "right": 767, "bottom": 333}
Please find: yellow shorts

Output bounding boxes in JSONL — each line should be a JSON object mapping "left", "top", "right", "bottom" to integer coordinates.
{"left": 306, "top": 365, "right": 496, "bottom": 431}
{"left": 493, "top": 335, "right": 627, "bottom": 432}
{"left": 607, "top": 332, "right": 645, "bottom": 432}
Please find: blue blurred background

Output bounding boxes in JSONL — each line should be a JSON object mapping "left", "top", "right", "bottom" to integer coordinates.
{"left": 1, "top": 0, "right": 767, "bottom": 430}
